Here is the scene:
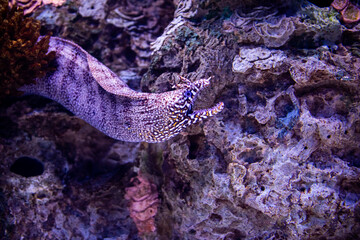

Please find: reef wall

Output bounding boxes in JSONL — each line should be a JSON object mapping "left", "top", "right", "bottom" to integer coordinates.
{"left": 1, "top": 0, "right": 360, "bottom": 239}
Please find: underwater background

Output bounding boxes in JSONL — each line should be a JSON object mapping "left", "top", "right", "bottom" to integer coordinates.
{"left": 1, "top": 0, "right": 360, "bottom": 239}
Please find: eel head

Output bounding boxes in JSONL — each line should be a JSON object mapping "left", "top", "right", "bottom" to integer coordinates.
{"left": 150, "top": 76, "right": 224, "bottom": 142}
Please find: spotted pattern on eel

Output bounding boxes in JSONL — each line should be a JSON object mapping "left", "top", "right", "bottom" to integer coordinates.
{"left": 20, "top": 37, "right": 224, "bottom": 143}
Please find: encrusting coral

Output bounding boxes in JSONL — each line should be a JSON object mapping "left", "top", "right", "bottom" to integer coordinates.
{"left": 0, "top": 0, "right": 55, "bottom": 101}
{"left": 222, "top": 3, "right": 343, "bottom": 49}
{"left": 8, "top": 0, "right": 66, "bottom": 15}
{"left": 331, "top": 0, "right": 349, "bottom": 11}
{"left": 331, "top": 0, "right": 360, "bottom": 24}
{"left": 125, "top": 173, "right": 160, "bottom": 235}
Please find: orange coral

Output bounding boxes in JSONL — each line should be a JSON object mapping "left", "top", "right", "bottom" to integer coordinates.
{"left": 341, "top": 3, "right": 360, "bottom": 24}
{"left": 331, "top": 0, "right": 348, "bottom": 10}
{"left": 331, "top": 0, "right": 360, "bottom": 24}
{"left": 8, "top": 0, "right": 66, "bottom": 15}
{"left": 125, "top": 174, "right": 159, "bottom": 235}
{"left": 0, "top": 0, "right": 55, "bottom": 100}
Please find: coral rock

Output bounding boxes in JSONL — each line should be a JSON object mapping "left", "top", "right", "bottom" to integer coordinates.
{"left": 78, "top": 0, "right": 107, "bottom": 20}
{"left": 331, "top": 0, "right": 349, "bottom": 11}
{"left": 0, "top": 0, "right": 55, "bottom": 100}
{"left": 341, "top": 3, "right": 360, "bottom": 24}
{"left": 8, "top": 0, "right": 66, "bottom": 15}
{"left": 254, "top": 16, "right": 296, "bottom": 48}
{"left": 125, "top": 174, "right": 159, "bottom": 235}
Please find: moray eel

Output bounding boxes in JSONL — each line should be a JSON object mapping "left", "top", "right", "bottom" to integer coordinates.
{"left": 20, "top": 37, "right": 224, "bottom": 143}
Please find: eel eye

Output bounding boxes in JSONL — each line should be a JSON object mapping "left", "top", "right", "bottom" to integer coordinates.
{"left": 184, "top": 90, "right": 193, "bottom": 99}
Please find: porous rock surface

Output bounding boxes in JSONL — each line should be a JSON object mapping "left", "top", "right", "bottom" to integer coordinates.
{"left": 0, "top": 96, "right": 142, "bottom": 239}
{"left": 1, "top": 0, "right": 360, "bottom": 239}
{"left": 149, "top": 0, "right": 360, "bottom": 239}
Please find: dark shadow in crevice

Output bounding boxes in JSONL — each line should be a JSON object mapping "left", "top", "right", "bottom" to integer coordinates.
{"left": 10, "top": 156, "right": 44, "bottom": 177}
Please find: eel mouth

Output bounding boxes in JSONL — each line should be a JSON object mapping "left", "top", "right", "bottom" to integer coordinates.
{"left": 189, "top": 102, "right": 224, "bottom": 122}
{"left": 178, "top": 77, "right": 210, "bottom": 113}
{"left": 186, "top": 77, "right": 224, "bottom": 121}
{"left": 184, "top": 79, "right": 207, "bottom": 114}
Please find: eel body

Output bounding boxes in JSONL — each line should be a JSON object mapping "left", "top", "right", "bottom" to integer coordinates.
{"left": 20, "top": 37, "right": 224, "bottom": 143}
